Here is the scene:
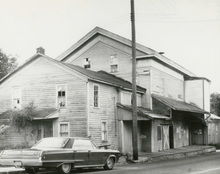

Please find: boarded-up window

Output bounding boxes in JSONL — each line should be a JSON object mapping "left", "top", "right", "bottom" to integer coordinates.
{"left": 157, "top": 125, "right": 161, "bottom": 140}
{"left": 59, "top": 122, "right": 69, "bottom": 137}
{"left": 12, "top": 87, "right": 21, "bottom": 109}
{"left": 101, "top": 121, "right": 108, "bottom": 142}
{"left": 94, "top": 85, "right": 99, "bottom": 107}
{"left": 121, "top": 91, "right": 142, "bottom": 106}
{"left": 110, "top": 54, "right": 118, "bottom": 72}
{"left": 121, "top": 91, "right": 131, "bottom": 105}
{"left": 57, "top": 85, "right": 66, "bottom": 108}
{"left": 136, "top": 93, "right": 142, "bottom": 106}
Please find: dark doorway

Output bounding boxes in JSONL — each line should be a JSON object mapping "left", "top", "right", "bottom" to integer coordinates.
{"left": 169, "top": 125, "right": 174, "bottom": 149}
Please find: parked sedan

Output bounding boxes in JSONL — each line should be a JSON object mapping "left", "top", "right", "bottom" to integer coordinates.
{"left": 0, "top": 137, "right": 120, "bottom": 174}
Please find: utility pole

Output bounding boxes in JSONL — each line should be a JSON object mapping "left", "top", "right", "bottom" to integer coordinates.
{"left": 130, "top": 0, "right": 138, "bottom": 160}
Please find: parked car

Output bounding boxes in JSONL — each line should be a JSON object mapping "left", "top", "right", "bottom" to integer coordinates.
{"left": 0, "top": 137, "right": 120, "bottom": 174}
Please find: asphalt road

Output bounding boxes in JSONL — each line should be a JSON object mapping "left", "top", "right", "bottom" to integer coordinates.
{"left": 36, "top": 152, "right": 220, "bottom": 174}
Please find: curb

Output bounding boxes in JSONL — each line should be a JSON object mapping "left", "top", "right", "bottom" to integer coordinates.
{"left": 117, "top": 146, "right": 216, "bottom": 165}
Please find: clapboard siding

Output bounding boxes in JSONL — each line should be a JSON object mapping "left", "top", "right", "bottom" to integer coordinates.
{"left": 151, "top": 67, "right": 184, "bottom": 101}
{"left": 88, "top": 81, "right": 118, "bottom": 149}
{"left": 0, "top": 56, "right": 88, "bottom": 146}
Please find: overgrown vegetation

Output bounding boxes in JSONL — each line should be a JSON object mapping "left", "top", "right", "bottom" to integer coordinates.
{"left": 7, "top": 102, "right": 37, "bottom": 132}
{"left": 0, "top": 102, "right": 38, "bottom": 150}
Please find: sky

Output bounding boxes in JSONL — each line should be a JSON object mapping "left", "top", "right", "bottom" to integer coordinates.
{"left": 0, "top": 0, "right": 220, "bottom": 93}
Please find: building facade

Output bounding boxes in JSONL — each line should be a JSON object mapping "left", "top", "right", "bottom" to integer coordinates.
{"left": 56, "top": 27, "right": 211, "bottom": 152}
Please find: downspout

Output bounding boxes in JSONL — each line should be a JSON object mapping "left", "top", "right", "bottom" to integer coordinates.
{"left": 203, "top": 80, "right": 208, "bottom": 145}
{"left": 113, "top": 97, "right": 117, "bottom": 136}
{"left": 87, "top": 81, "right": 90, "bottom": 137}
{"left": 165, "top": 108, "right": 173, "bottom": 120}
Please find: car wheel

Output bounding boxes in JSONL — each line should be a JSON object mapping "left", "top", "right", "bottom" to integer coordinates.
{"left": 25, "top": 168, "right": 39, "bottom": 174}
{"left": 104, "top": 157, "right": 115, "bottom": 170}
{"left": 58, "top": 163, "right": 72, "bottom": 174}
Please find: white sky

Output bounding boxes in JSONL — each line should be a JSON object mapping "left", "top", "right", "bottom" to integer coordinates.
{"left": 0, "top": 0, "right": 220, "bottom": 93}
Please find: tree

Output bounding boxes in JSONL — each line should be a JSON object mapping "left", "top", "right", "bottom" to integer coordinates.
{"left": 210, "top": 93, "right": 220, "bottom": 116}
{"left": 0, "top": 49, "right": 18, "bottom": 80}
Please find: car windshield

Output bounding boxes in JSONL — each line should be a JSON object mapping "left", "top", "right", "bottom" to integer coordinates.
{"left": 32, "top": 138, "right": 70, "bottom": 149}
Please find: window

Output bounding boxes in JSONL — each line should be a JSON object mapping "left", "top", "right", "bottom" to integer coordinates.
{"left": 57, "top": 84, "right": 66, "bottom": 108}
{"left": 12, "top": 87, "right": 21, "bottom": 109}
{"left": 73, "top": 139, "right": 97, "bottom": 150}
{"left": 121, "top": 91, "right": 142, "bottom": 106}
{"left": 157, "top": 126, "right": 161, "bottom": 140}
{"left": 101, "top": 121, "right": 108, "bottom": 142}
{"left": 58, "top": 122, "right": 70, "bottom": 137}
{"left": 136, "top": 94, "right": 142, "bottom": 106}
{"left": 84, "top": 58, "right": 91, "bottom": 69}
{"left": 110, "top": 54, "right": 118, "bottom": 72}
{"left": 94, "top": 85, "right": 99, "bottom": 107}
{"left": 121, "top": 91, "right": 132, "bottom": 105}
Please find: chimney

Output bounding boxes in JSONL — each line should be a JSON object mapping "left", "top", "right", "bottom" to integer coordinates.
{"left": 36, "top": 47, "right": 45, "bottom": 54}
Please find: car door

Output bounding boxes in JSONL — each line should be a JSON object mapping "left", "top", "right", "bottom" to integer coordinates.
{"left": 72, "top": 140, "right": 89, "bottom": 167}
{"left": 85, "top": 140, "right": 103, "bottom": 165}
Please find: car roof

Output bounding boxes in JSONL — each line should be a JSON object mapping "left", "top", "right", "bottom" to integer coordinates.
{"left": 42, "top": 137, "right": 91, "bottom": 140}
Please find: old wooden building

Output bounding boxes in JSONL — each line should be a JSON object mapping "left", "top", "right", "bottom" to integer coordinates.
{"left": 0, "top": 53, "right": 146, "bottom": 149}
{"left": 56, "top": 27, "right": 211, "bottom": 152}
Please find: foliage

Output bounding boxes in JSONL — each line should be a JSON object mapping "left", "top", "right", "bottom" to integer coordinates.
{"left": 210, "top": 93, "right": 220, "bottom": 116}
{"left": 7, "top": 102, "right": 37, "bottom": 132}
{"left": 0, "top": 49, "right": 18, "bottom": 80}
{"left": 0, "top": 124, "right": 10, "bottom": 139}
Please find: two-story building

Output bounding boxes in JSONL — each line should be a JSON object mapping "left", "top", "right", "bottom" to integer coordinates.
{"left": 0, "top": 52, "right": 146, "bottom": 150}
{"left": 56, "top": 27, "right": 211, "bottom": 152}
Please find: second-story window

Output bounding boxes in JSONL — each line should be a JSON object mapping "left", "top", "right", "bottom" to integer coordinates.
{"left": 12, "top": 87, "right": 21, "bottom": 109}
{"left": 57, "top": 84, "right": 66, "bottom": 108}
{"left": 84, "top": 58, "right": 91, "bottom": 69}
{"left": 94, "top": 85, "right": 99, "bottom": 107}
{"left": 110, "top": 54, "right": 118, "bottom": 72}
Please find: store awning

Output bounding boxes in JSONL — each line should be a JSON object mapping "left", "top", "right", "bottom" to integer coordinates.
{"left": 117, "top": 103, "right": 169, "bottom": 121}
{"left": 152, "top": 94, "right": 209, "bottom": 114}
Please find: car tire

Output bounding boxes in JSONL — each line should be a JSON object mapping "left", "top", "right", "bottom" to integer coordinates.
{"left": 58, "top": 163, "right": 72, "bottom": 174}
{"left": 104, "top": 157, "right": 115, "bottom": 170}
{"left": 25, "top": 168, "right": 39, "bottom": 174}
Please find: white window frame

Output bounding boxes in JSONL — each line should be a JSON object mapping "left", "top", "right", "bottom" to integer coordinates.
{"left": 93, "top": 84, "right": 100, "bottom": 108}
{"left": 12, "top": 87, "right": 21, "bottom": 109}
{"left": 110, "top": 54, "right": 118, "bottom": 73}
{"left": 58, "top": 122, "right": 70, "bottom": 137}
{"left": 101, "top": 120, "right": 108, "bottom": 142}
{"left": 56, "top": 84, "right": 67, "bottom": 108}
{"left": 84, "top": 58, "right": 91, "bottom": 69}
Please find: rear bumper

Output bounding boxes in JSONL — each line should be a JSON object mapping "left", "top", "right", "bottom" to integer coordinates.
{"left": 0, "top": 159, "right": 43, "bottom": 168}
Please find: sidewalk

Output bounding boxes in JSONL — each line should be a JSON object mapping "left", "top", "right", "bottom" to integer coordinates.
{"left": 117, "top": 145, "right": 216, "bottom": 164}
{"left": 0, "top": 145, "right": 216, "bottom": 174}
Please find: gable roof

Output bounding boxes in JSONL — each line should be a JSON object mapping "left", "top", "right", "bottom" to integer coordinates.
{"left": 56, "top": 26, "right": 195, "bottom": 77}
{"left": 0, "top": 53, "right": 146, "bottom": 93}
{"left": 63, "top": 63, "right": 146, "bottom": 93}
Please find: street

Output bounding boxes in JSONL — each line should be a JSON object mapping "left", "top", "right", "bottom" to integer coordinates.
{"left": 34, "top": 152, "right": 220, "bottom": 174}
